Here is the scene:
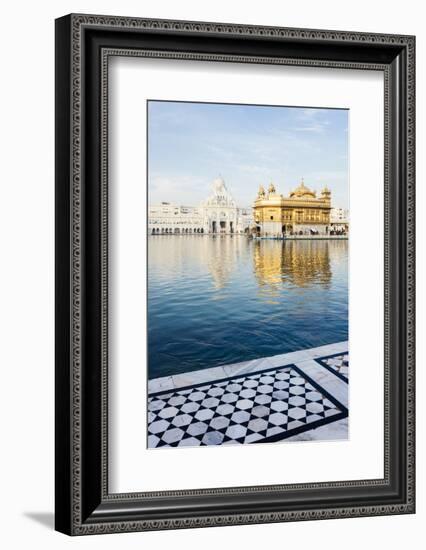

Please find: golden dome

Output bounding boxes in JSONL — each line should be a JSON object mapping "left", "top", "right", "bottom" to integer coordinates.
{"left": 268, "top": 182, "right": 276, "bottom": 194}
{"left": 289, "top": 178, "right": 316, "bottom": 199}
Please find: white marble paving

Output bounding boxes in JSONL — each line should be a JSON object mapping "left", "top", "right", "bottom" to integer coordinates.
{"left": 171, "top": 365, "right": 227, "bottom": 389}
{"left": 223, "top": 356, "right": 275, "bottom": 377}
{"left": 148, "top": 361, "right": 348, "bottom": 448}
{"left": 268, "top": 349, "right": 313, "bottom": 368}
{"left": 148, "top": 341, "right": 349, "bottom": 392}
{"left": 148, "top": 375, "right": 174, "bottom": 394}
{"left": 148, "top": 343, "right": 349, "bottom": 448}
{"left": 307, "top": 342, "right": 348, "bottom": 358}
{"left": 294, "top": 359, "right": 348, "bottom": 408}
{"left": 285, "top": 417, "right": 348, "bottom": 442}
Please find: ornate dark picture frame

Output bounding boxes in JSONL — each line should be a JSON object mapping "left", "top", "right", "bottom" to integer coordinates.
{"left": 55, "top": 14, "right": 415, "bottom": 535}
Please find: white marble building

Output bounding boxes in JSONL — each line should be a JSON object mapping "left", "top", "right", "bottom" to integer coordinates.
{"left": 330, "top": 207, "right": 349, "bottom": 231}
{"left": 148, "top": 177, "right": 253, "bottom": 235}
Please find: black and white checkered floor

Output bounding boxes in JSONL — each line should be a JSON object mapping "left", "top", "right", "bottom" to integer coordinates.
{"left": 148, "top": 361, "right": 348, "bottom": 449}
{"left": 317, "top": 353, "right": 349, "bottom": 382}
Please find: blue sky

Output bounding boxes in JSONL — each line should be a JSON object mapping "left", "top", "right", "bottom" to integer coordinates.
{"left": 148, "top": 101, "right": 349, "bottom": 209}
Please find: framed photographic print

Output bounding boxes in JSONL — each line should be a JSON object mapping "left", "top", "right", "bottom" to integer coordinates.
{"left": 55, "top": 14, "right": 415, "bottom": 535}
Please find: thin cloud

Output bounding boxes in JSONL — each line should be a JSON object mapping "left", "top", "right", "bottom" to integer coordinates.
{"left": 148, "top": 102, "right": 349, "bottom": 209}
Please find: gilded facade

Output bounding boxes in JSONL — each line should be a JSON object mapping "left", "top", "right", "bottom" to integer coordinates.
{"left": 253, "top": 180, "right": 332, "bottom": 236}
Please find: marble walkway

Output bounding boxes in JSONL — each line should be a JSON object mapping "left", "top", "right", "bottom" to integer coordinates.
{"left": 148, "top": 341, "right": 349, "bottom": 449}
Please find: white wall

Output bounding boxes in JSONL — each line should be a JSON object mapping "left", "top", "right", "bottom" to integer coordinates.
{"left": 0, "top": 0, "right": 423, "bottom": 548}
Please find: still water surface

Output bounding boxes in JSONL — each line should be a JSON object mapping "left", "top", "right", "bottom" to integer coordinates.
{"left": 148, "top": 236, "right": 348, "bottom": 379}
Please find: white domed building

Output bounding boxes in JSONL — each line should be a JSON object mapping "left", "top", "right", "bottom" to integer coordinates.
{"left": 200, "top": 177, "right": 244, "bottom": 234}
{"left": 148, "top": 177, "right": 252, "bottom": 235}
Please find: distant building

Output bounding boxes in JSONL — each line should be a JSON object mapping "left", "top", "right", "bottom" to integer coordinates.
{"left": 330, "top": 208, "right": 349, "bottom": 232}
{"left": 200, "top": 177, "right": 252, "bottom": 234}
{"left": 253, "top": 179, "right": 332, "bottom": 236}
{"left": 148, "top": 203, "right": 205, "bottom": 234}
{"left": 148, "top": 177, "right": 253, "bottom": 235}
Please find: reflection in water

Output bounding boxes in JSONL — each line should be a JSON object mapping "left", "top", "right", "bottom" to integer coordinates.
{"left": 148, "top": 236, "right": 348, "bottom": 378}
{"left": 253, "top": 240, "right": 332, "bottom": 300}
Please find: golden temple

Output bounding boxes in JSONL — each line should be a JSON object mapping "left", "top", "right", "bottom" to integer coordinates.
{"left": 253, "top": 180, "right": 332, "bottom": 237}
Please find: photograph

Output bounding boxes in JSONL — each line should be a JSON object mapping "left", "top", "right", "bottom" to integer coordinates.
{"left": 50, "top": 8, "right": 415, "bottom": 539}
{"left": 0, "top": 0, "right": 419, "bottom": 545}
{"left": 147, "top": 100, "right": 350, "bottom": 449}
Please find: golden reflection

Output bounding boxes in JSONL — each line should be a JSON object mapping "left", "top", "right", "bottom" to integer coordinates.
{"left": 149, "top": 235, "right": 337, "bottom": 296}
{"left": 253, "top": 240, "right": 332, "bottom": 294}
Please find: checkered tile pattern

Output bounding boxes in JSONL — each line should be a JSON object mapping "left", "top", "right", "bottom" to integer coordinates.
{"left": 317, "top": 353, "right": 349, "bottom": 382}
{"left": 148, "top": 366, "right": 347, "bottom": 448}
